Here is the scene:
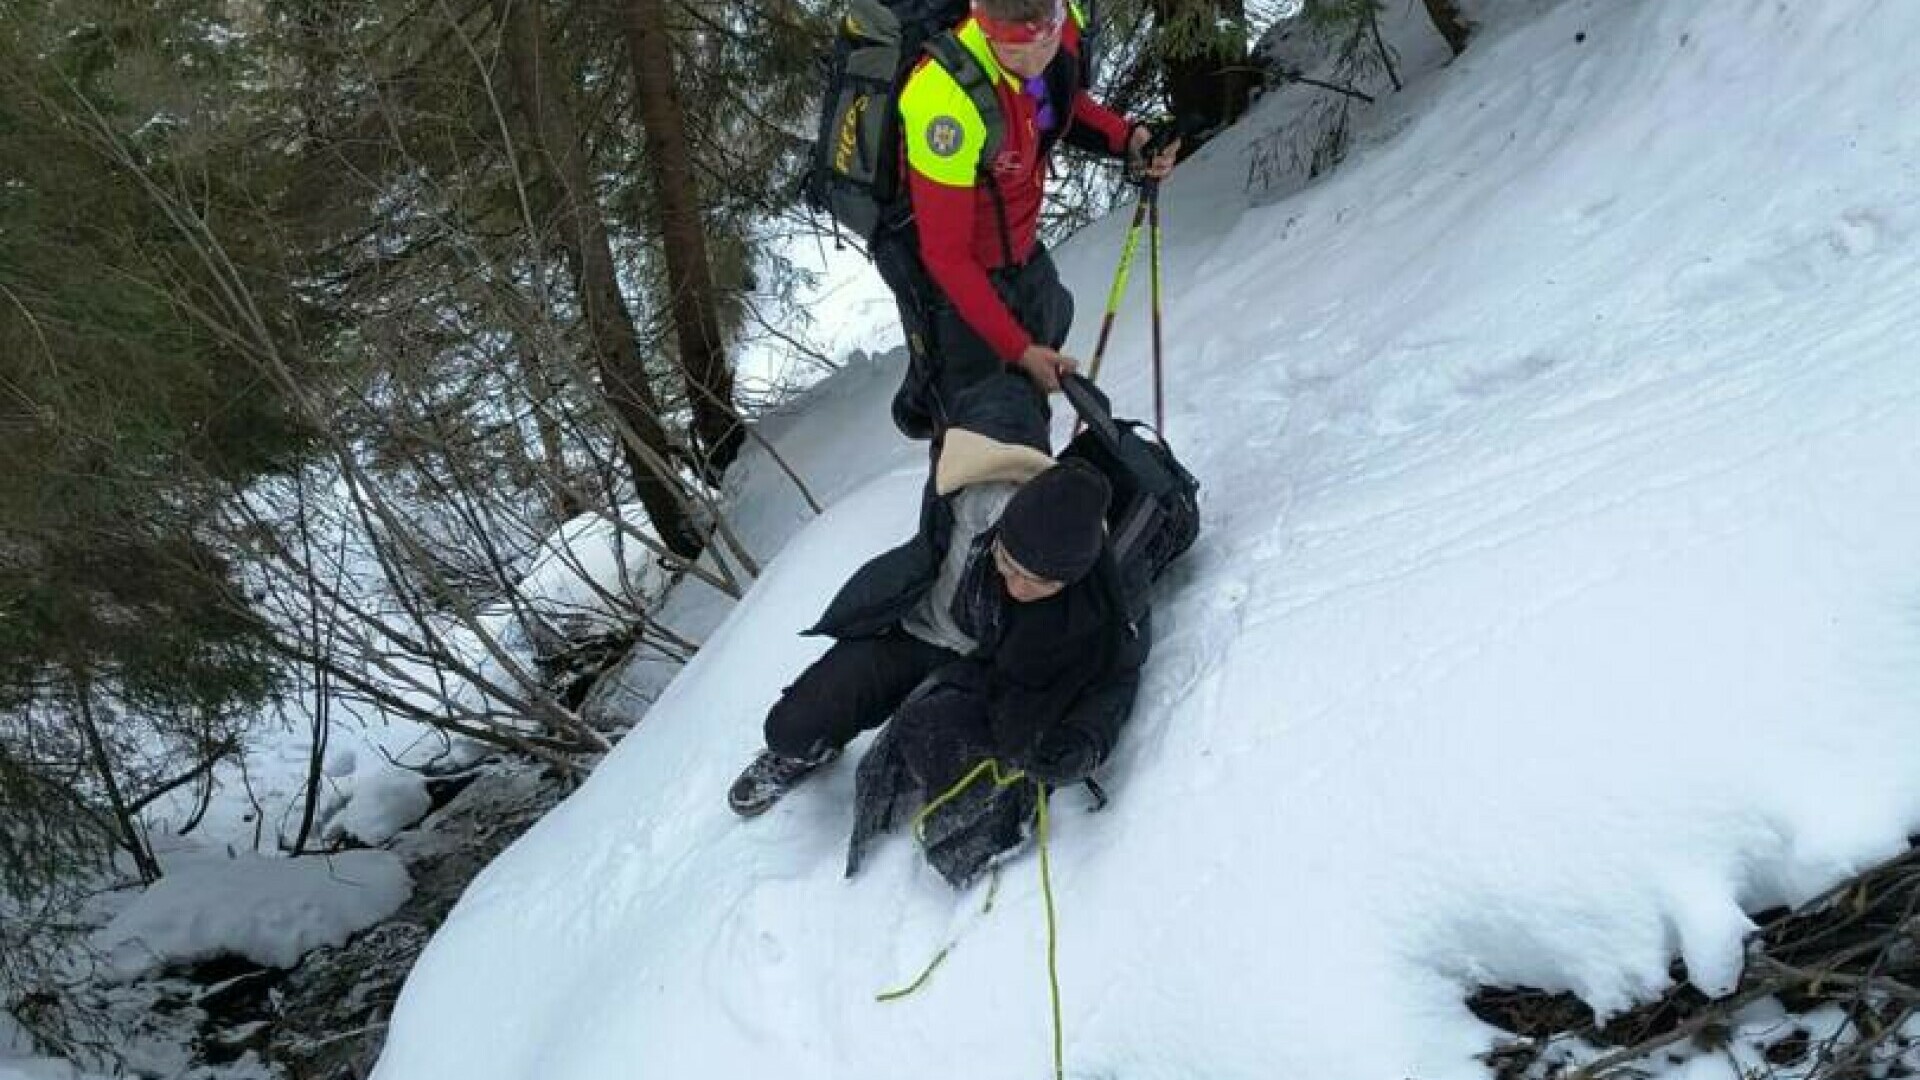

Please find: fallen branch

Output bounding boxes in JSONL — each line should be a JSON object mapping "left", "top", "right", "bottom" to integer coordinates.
{"left": 1475, "top": 838, "right": 1920, "bottom": 1080}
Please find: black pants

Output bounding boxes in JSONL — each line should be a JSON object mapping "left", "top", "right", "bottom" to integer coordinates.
{"left": 845, "top": 662, "right": 1034, "bottom": 887}
{"left": 887, "top": 668, "right": 1038, "bottom": 887}
{"left": 890, "top": 669, "right": 998, "bottom": 795}
{"left": 762, "top": 633, "right": 959, "bottom": 758}
{"left": 874, "top": 234, "right": 1074, "bottom": 440}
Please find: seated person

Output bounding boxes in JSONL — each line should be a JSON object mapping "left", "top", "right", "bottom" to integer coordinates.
{"left": 728, "top": 401, "right": 1148, "bottom": 886}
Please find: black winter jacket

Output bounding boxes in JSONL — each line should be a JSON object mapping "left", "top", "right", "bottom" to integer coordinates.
{"left": 807, "top": 394, "right": 1148, "bottom": 761}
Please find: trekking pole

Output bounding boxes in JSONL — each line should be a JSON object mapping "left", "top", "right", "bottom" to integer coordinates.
{"left": 1085, "top": 195, "right": 1150, "bottom": 385}
{"left": 1136, "top": 119, "right": 1193, "bottom": 430}
{"left": 1146, "top": 176, "right": 1166, "bottom": 432}
{"left": 1091, "top": 119, "right": 1177, "bottom": 408}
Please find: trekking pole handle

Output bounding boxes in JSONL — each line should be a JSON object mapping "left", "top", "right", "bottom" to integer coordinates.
{"left": 1128, "top": 114, "right": 1207, "bottom": 186}
{"left": 1141, "top": 122, "right": 1182, "bottom": 159}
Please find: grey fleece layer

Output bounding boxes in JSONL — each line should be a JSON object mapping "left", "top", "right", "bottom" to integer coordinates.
{"left": 896, "top": 426, "right": 1054, "bottom": 655}
{"left": 898, "top": 481, "right": 1016, "bottom": 654}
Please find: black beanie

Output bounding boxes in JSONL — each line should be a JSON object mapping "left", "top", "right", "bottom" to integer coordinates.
{"left": 997, "top": 462, "right": 1111, "bottom": 584}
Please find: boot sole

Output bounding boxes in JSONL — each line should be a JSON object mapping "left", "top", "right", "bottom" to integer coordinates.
{"left": 728, "top": 792, "right": 779, "bottom": 818}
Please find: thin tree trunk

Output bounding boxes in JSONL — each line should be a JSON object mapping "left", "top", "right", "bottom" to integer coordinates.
{"left": 1420, "top": 0, "right": 1470, "bottom": 58}
{"left": 72, "top": 671, "right": 161, "bottom": 884}
{"left": 291, "top": 477, "right": 329, "bottom": 855}
{"left": 621, "top": 0, "right": 745, "bottom": 473}
{"left": 512, "top": 330, "right": 588, "bottom": 520}
{"left": 496, "top": 0, "right": 705, "bottom": 557}
{"left": 1365, "top": 2, "right": 1401, "bottom": 92}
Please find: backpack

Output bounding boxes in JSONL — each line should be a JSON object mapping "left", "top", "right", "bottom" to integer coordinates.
{"left": 803, "top": 0, "right": 985, "bottom": 243}
{"left": 1058, "top": 375, "right": 1201, "bottom": 618}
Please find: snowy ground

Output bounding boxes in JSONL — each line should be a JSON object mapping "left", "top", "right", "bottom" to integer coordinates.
{"left": 30, "top": 0, "right": 1920, "bottom": 1077}
{"left": 370, "top": 2, "right": 1920, "bottom": 1079}
{"left": 371, "top": 1, "right": 1920, "bottom": 1077}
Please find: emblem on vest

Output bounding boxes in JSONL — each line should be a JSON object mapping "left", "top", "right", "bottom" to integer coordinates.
{"left": 926, "top": 116, "right": 965, "bottom": 158}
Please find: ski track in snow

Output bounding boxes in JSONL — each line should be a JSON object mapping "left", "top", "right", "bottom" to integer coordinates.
{"left": 372, "top": 1, "right": 1920, "bottom": 1078}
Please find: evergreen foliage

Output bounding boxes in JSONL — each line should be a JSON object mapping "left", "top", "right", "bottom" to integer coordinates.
{"left": 1, "top": 0, "right": 309, "bottom": 889}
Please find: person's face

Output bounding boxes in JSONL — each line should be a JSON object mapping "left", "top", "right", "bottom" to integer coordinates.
{"left": 989, "top": 28, "right": 1061, "bottom": 79}
{"left": 981, "top": 3, "right": 1064, "bottom": 79}
{"left": 994, "top": 539, "right": 1067, "bottom": 603}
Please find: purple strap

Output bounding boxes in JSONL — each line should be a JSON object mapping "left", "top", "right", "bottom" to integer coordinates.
{"left": 1023, "top": 74, "right": 1057, "bottom": 134}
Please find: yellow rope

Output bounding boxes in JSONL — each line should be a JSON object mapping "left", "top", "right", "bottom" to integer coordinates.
{"left": 981, "top": 862, "right": 1003, "bottom": 915}
{"left": 875, "top": 869, "right": 1000, "bottom": 1002}
{"left": 910, "top": 757, "right": 1028, "bottom": 842}
{"left": 880, "top": 759, "right": 1068, "bottom": 1080}
{"left": 1035, "top": 779, "right": 1063, "bottom": 1080}
{"left": 875, "top": 943, "right": 951, "bottom": 1002}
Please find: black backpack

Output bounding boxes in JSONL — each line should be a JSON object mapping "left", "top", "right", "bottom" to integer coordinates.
{"left": 803, "top": 0, "right": 983, "bottom": 243}
{"left": 1059, "top": 375, "right": 1201, "bottom": 618}
{"left": 802, "top": 0, "right": 1105, "bottom": 245}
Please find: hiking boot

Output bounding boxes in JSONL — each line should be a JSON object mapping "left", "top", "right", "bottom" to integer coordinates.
{"left": 727, "top": 745, "right": 839, "bottom": 818}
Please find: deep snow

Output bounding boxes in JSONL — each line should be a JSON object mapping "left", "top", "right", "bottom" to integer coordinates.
{"left": 95, "top": 851, "right": 411, "bottom": 979}
{"left": 371, "top": 1, "right": 1920, "bottom": 1077}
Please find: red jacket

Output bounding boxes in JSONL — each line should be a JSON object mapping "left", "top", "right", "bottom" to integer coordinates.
{"left": 900, "top": 17, "right": 1132, "bottom": 361}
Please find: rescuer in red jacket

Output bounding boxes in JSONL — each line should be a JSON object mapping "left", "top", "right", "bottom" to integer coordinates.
{"left": 877, "top": 0, "right": 1178, "bottom": 440}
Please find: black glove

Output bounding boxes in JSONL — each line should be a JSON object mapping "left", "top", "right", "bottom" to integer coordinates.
{"left": 1135, "top": 119, "right": 1179, "bottom": 157}
{"left": 1126, "top": 115, "right": 1203, "bottom": 176}
{"left": 1018, "top": 725, "right": 1103, "bottom": 786}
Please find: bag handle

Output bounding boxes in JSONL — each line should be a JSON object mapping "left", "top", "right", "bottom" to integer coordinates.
{"left": 1060, "top": 373, "right": 1121, "bottom": 446}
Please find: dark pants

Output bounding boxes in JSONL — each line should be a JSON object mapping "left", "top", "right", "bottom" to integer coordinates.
{"left": 845, "top": 663, "right": 1035, "bottom": 886}
{"left": 762, "top": 633, "right": 959, "bottom": 758}
{"left": 889, "top": 669, "right": 1037, "bottom": 886}
{"left": 890, "top": 671, "right": 998, "bottom": 795}
{"left": 874, "top": 234, "right": 1074, "bottom": 440}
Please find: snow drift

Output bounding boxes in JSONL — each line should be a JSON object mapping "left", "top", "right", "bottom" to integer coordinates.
{"left": 374, "top": 1, "right": 1920, "bottom": 1077}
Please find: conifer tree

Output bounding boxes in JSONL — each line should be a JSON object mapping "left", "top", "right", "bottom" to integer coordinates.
{"left": 0, "top": 0, "right": 304, "bottom": 960}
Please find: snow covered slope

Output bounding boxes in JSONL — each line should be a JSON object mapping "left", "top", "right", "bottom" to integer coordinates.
{"left": 373, "top": 1, "right": 1920, "bottom": 1077}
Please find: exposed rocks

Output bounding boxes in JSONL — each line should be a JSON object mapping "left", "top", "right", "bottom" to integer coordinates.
{"left": 180, "top": 760, "right": 573, "bottom": 1080}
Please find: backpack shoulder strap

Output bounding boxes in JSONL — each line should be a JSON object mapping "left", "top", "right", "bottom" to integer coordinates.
{"left": 920, "top": 30, "right": 1018, "bottom": 265}
{"left": 924, "top": 31, "right": 1006, "bottom": 171}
